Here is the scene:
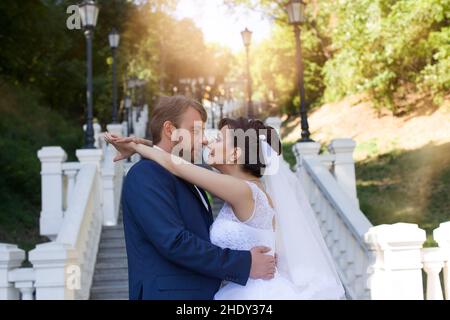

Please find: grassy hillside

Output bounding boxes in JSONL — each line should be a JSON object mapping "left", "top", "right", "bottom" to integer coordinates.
{"left": 281, "top": 95, "right": 450, "bottom": 245}
{"left": 0, "top": 80, "right": 82, "bottom": 251}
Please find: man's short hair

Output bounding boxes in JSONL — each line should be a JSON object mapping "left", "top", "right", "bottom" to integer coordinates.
{"left": 150, "top": 95, "right": 207, "bottom": 144}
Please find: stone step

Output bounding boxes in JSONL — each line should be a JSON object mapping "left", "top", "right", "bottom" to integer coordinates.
{"left": 97, "top": 247, "right": 127, "bottom": 256}
{"left": 90, "top": 283, "right": 129, "bottom": 300}
{"left": 96, "top": 257, "right": 128, "bottom": 266}
{"left": 104, "top": 224, "right": 124, "bottom": 231}
{"left": 97, "top": 251, "right": 127, "bottom": 260}
{"left": 90, "top": 292, "right": 129, "bottom": 300}
{"left": 90, "top": 283, "right": 129, "bottom": 293}
{"left": 95, "top": 260, "right": 128, "bottom": 270}
{"left": 92, "top": 279, "right": 128, "bottom": 288}
{"left": 93, "top": 270, "right": 128, "bottom": 282}
{"left": 101, "top": 229, "right": 125, "bottom": 240}
{"left": 99, "top": 239, "right": 126, "bottom": 249}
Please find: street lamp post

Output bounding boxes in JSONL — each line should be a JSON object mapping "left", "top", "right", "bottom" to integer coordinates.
{"left": 108, "top": 28, "right": 120, "bottom": 123}
{"left": 124, "top": 95, "right": 132, "bottom": 162}
{"left": 241, "top": 28, "right": 254, "bottom": 119}
{"left": 124, "top": 95, "right": 132, "bottom": 136}
{"left": 218, "top": 95, "right": 224, "bottom": 120}
{"left": 211, "top": 103, "right": 216, "bottom": 129}
{"left": 79, "top": 0, "right": 99, "bottom": 149}
{"left": 197, "top": 77, "right": 205, "bottom": 102}
{"left": 286, "top": 0, "right": 313, "bottom": 142}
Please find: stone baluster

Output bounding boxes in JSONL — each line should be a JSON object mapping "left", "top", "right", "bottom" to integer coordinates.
{"left": 29, "top": 242, "right": 78, "bottom": 299}
{"left": 0, "top": 244, "right": 25, "bottom": 300}
{"left": 293, "top": 141, "right": 321, "bottom": 166}
{"left": 337, "top": 219, "right": 348, "bottom": 270}
{"left": 364, "top": 223, "right": 426, "bottom": 299}
{"left": 325, "top": 204, "right": 335, "bottom": 249}
{"left": 102, "top": 123, "right": 124, "bottom": 226}
{"left": 83, "top": 123, "right": 102, "bottom": 148}
{"left": 122, "top": 120, "right": 128, "bottom": 137}
{"left": 8, "top": 268, "right": 35, "bottom": 300}
{"left": 37, "top": 147, "right": 67, "bottom": 240}
{"left": 331, "top": 212, "right": 342, "bottom": 258}
{"left": 422, "top": 248, "right": 445, "bottom": 300}
{"left": 328, "top": 139, "right": 359, "bottom": 208}
{"left": 433, "top": 222, "right": 450, "bottom": 300}
{"left": 62, "top": 162, "right": 80, "bottom": 210}
{"left": 345, "top": 233, "right": 357, "bottom": 291}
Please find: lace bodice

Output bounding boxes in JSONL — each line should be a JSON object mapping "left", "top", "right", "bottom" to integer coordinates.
{"left": 210, "top": 181, "right": 276, "bottom": 254}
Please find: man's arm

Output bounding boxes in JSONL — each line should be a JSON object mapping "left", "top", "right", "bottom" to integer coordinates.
{"left": 124, "top": 160, "right": 251, "bottom": 285}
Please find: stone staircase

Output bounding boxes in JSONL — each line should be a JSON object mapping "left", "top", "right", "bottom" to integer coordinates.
{"left": 90, "top": 214, "right": 129, "bottom": 300}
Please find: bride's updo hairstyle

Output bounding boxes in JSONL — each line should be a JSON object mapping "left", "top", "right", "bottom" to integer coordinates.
{"left": 218, "top": 117, "right": 282, "bottom": 178}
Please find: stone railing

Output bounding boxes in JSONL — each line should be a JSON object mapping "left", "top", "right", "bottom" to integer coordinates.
{"left": 30, "top": 154, "right": 103, "bottom": 299}
{"left": 0, "top": 105, "right": 148, "bottom": 300}
{"left": 292, "top": 137, "right": 450, "bottom": 300}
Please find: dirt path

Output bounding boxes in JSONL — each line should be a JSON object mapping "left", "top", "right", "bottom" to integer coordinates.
{"left": 282, "top": 95, "right": 450, "bottom": 161}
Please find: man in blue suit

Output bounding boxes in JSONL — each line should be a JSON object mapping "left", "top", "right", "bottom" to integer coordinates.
{"left": 121, "top": 96, "right": 276, "bottom": 300}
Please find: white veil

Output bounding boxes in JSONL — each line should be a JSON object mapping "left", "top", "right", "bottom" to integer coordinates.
{"left": 259, "top": 135, "right": 346, "bottom": 299}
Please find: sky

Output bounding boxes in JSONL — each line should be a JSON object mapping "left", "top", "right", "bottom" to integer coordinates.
{"left": 174, "top": 0, "right": 273, "bottom": 52}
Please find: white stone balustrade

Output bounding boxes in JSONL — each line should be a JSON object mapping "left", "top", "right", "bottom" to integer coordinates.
{"left": 102, "top": 123, "right": 125, "bottom": 226}
{"left": 122, "top": 121, "right": 128, "bottom": 137}
{"left": 365, "top": 223, "right": 426, "bottom": 299}
{"left": 0, "top": 244, "right": 25, "bottom": 300}
{"left": 299, "top": 152, "right": 373, "bottom": 299}
{"left": 62, "top": 162, "right": 81, "bottom": 210}
{"left": 83, "top": 123, "right": 102, "bottom": 149}
{"left": 8, "top": 268, "right": 35, "bottom": 300}
{"left": 433, "top": 222, "right": 450, "bottom": 299}
{"left": 30, "top": 149, "right": 103, "bottom": 300}
{"left": 328, "top": 139, "right": 359, "bottom": 208}
{"left": 288, "top": 136, "right": 449, "bottom": 300}
{"left": 422, "top": 247, "right": 445, "bottom": 300}
{"left": 37, "top": 147, "right": 67, "bottom": 240}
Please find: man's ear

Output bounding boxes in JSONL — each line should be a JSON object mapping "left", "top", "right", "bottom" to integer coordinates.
{"left": 162, "top": 121, "right": 175, "bottom": 141}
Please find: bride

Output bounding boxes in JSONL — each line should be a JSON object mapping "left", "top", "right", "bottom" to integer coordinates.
{"left": 105, "top": 117, "right": 345, "bottom": 300}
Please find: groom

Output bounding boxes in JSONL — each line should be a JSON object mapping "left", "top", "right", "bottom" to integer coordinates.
{"left": 121, "top": 96, "right": 276, "bottom": 300}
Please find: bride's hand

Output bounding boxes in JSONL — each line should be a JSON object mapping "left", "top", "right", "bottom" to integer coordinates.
{"left": 104, "top": 133, "right": 138, "bottom": 162}
{"left": 115, "top": 136, "right": 153, "bottom": 147}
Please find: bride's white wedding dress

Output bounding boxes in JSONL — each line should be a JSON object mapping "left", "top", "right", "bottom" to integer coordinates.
{"left": 210, "top": 181, "right": 309, "bottom": 299}
{"left": 209, "top": 137, "right": 346, "bottom": 300}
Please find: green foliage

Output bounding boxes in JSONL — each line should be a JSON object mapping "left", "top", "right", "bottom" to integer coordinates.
{"left": 0, "top": 80, "right": 82, "bottom": 249}
{"left": 281, "top": 141, "right": 296, "bottom": 169}
{"left": 226, "top": 0, "right": 450, "bottom": 113}
{"left": 323, "top": 0, "right": 450, "bottom": 111}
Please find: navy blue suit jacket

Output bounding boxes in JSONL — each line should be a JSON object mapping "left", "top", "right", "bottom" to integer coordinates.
{"left": 122, "top": 159, "right": 251, "bottom": 300}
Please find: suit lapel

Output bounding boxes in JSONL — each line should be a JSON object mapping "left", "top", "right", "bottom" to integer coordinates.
{"left": 180, "top": 180, "right": 213, "bottom": 225}
{"left": 196, "top": 187, "right": 214, "bottom": 225}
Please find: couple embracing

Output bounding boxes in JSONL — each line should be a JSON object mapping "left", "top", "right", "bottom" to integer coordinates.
{"left": 105, "top": 95, "right": 345, "bottom": 300}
